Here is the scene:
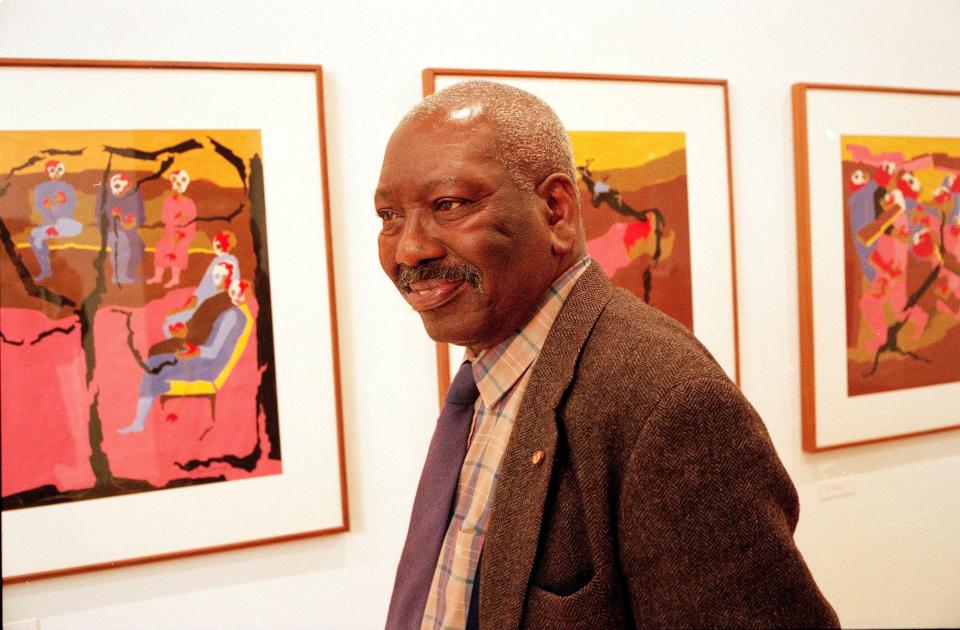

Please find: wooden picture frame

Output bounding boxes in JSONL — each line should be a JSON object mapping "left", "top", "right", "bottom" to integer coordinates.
{"left": 793, "top": 82, "right": 960, "bottom": 452}
{"left": 0, "top": 58, "right": 348, "bottom": 582}
{"left": 423, "top": 68, "right": 740, "bottom": 405}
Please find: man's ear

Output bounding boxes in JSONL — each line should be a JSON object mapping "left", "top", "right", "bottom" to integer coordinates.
{"left": 537, "top": 173, "right": 581, "bottom": 258}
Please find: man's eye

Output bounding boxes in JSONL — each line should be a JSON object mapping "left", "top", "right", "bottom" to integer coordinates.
{"left": 435, "top": 199, "right": 465, "bottom": 212}
{"left": 377, "top": 209, "right": 397, "bottom": 222}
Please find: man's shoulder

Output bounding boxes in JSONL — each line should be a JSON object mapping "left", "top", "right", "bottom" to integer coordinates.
{"left": 584, "top": 287, "right": 728, "bottom": 388}
{"left": 538, "top": 263, "right": 731, "bottom": 409}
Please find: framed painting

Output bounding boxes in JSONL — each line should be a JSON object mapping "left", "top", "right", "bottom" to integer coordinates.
{"left": 423, "top": 69, "right": 740, "bottom": 404}
{"left": 793, "top": 83, "right": 960, "bottom": 451}
{"left": 0, "top": 59, "right": 347, "bottom": 582}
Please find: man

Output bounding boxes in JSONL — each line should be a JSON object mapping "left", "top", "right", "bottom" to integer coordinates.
{"left": 117, "top": 265, "right": 247, "bottom": 434}
{"left": 377, "top": 81, "right": 838, "bottom": 629}
{"left": 96, "top": 172, "right": 145, "bottom": 285}
{"left": 29, "top": 160, "right": 82, "bottom": 281}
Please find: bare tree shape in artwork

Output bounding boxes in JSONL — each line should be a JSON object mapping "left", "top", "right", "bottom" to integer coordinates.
{"left": 577, "top": 159, "right": 666, "bottom": 303}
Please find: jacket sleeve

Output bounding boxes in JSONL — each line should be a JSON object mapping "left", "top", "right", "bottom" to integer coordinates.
{"left": 617, "top": 377, "right": 839, "bottom": 629}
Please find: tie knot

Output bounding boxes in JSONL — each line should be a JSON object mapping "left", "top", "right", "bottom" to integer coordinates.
{"left": 446, "top": 361, "right": 479, "bottom": 405}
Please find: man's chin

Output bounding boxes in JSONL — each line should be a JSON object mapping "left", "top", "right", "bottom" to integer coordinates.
{"left": 419, "top": 311, "right": 482, "bottom": 348}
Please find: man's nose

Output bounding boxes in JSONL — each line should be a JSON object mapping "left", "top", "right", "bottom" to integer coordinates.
{"left": 395, "top": 211, "right": 444, "bottom": 267}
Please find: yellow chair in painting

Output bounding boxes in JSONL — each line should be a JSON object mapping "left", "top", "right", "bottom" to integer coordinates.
{"left": 160, "top": 303, "right": 254, "bottom": 434}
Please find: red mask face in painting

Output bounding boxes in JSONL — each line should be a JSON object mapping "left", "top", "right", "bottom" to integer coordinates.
{"left": 898, "top": 173, "right": 921, "bottom": 199}
{"left": 850, "top": 169, "right": 868, "bottom": 192}
{"left": 375, "top": 111, "right": 575, "bottom": 352}
{"left": 212, "top": 261, "right": 234, "bottom": 290}
{"left": 875, "top": 161, "right": 896, "bottom": 188}
{"left": 213, "top": 231, "right": 234, "bottom": 256}
{"left": 912, "top": 230, "right": 934, "bottom": 258}
{"left": 45, "top": 160, "right": 65, "bottom": 180}
{"left": 168, "top": 170, "right": 190, "bottom": 195}
{"left": 110, "top": 173, "right": 131, "bottom": 197}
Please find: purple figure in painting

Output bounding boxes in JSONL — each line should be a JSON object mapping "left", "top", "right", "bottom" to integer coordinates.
{"left": 164, "top": 230, "right": 241, "bottom": 336}
{"left": 96, "top": 172, "right": 146, "bottom": 285}
{"left": 848, "top": 168, "right": 879, "bottom": 281}
{"left": 118, "top": 267, "right": 249, "bottom": 434}
{"left": 147, "top": 169, "right": 198, "bottom": 288}
{"left": 29, "top": 160, "right": 82, "bottom": 281}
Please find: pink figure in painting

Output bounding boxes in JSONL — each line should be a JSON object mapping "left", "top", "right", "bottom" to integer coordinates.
{"left": 858, "top": 202, "right": 928, "bottom": 353}
{"left": 147, "top": 169, "right": 198, "bottom": 288}
{"left": 934, "top": 184, "right": 960, "bottom": 320}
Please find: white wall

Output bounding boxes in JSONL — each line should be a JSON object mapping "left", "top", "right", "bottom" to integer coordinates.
{"left": 2, "top": 1, "right": 958, "bottom": 627}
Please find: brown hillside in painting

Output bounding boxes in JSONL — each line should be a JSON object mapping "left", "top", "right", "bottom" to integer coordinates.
{"left": 598, "top": 149, "right": 686, "bottom": 192}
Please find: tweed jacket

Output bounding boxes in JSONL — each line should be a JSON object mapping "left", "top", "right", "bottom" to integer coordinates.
{"left": 476, "top": 263, "right": 839, "bottom": 629}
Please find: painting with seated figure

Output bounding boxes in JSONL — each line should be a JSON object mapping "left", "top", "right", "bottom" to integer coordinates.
{"left": 0, "top": 129, "right": 282, "bottom": 511}
{"left": 569, "top": 131, "right": 693, "bottom": 329}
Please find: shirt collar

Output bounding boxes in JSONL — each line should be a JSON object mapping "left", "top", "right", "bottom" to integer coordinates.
{"left": 466, "top": 256, "right": 591, "bottom": 408}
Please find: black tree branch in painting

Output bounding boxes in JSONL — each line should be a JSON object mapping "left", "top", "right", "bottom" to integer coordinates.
{"left": 5, "top": 155, "right": 43, "bottom": 179}
{"left": 84, "top": 389, "right": 114, "bottom": 487}
{"left": 4, "top": 147, "right": 86, "bottom": 180}
{"left": 577, "top": 160, "right": 666, "bottom": 303}
{"left": 175, "top": 426, "right": 262, "bottom": 472}
{"left": 2, "top": 147, "right": 87, "bottom": 197}
{"left": 176, "top": 152, "right": 277, "bottom": 466}
{"left": 135, "top": 156, "right": 175, "bottom": 189}
{"left": 208, "top": 136, "right": 248, "bottom": 193}
{"left": 249, "top": 154, "right": 282, "bottom": 459}
{"left": 865, "top": 209, "right": 950, "bottom": 377}
{"left": 110, "top": 308, "right": 177, "bottom": 374}
{"left": 1, "top": 331, "right": 25, "bottom": 346}
{"left": 0, "top": 217, "right": 77, "bottom": 309}
{"left": 183, "top": 203, "right": 244, "bottom": 227}
{"left": 30, "top": 322, "right": 78, "bottom": 345}
{"left": 41, "top": 147, "right": 86, "bottom": 157}
{"left": 80, "top": 155, "right": 113, "bottom": 384}
{"left": 103, "top": 139, "right": 203, "bottom": 161}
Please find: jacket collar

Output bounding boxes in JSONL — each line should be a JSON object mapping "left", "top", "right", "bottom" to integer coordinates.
{"left": 479, "top": 262, "right": 614, "bottom": 629}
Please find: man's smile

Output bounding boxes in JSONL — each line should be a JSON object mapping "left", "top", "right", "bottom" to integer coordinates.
{"left": 403, "top": 278, "right": 467, "bottom": 311}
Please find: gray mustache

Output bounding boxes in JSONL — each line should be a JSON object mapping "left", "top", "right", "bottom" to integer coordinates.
{"left": 396, "top": 261, "right": 482, "bottom": 293}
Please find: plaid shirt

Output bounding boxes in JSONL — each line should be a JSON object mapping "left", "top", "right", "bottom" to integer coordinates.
{"left": 421, "top": 256, "right": 591, "bottom": 630}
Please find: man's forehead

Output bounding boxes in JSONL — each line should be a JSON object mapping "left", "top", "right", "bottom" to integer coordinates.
{"left": 391, "top": 107, "right": 495, "bottom": 147}
{"left": 377, "top": 114, "right": 501, "bottom": 191}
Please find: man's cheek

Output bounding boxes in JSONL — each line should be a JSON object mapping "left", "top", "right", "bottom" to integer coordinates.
{"left": 377, "top": 243, "right": 399, "bottom": 279}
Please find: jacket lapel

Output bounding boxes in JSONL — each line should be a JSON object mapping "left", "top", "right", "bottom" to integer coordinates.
{"left": 480, "top": 263, "right": 614, "bottom": 629}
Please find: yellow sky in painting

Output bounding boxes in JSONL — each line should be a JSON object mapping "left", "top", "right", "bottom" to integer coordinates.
{"left": 568, "top": 131, "right": 685, "bottom": 170}
{"left": 841, "top": 135, "right": 960, "bottom": 160}
{"left": 1, "top": 129, "right": 261, "bottom": 188}
{"left": 842, "top": 134, "right": 960, "bottom": 199}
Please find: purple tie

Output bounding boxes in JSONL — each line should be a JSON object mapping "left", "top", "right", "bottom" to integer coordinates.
{"left": 386, "top": 361, "right": 479, "bottom": 630}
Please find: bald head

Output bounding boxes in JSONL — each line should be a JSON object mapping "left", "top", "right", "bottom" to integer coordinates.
{"left": 401, "top": 80, "right": 577, "bottom": 195}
